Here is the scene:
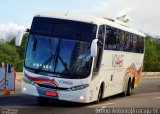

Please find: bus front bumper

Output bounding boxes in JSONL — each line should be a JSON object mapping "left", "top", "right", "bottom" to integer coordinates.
{"left": 21, "top": 82, "right": 90, "bottom": 103}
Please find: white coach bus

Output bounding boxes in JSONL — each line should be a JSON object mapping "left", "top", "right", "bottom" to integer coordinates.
{"left": 16, "top": 12, "right": 145, "bottom": 103}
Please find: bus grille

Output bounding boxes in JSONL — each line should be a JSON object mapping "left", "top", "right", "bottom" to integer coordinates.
{"left": 38, "top": 84, "right": 68, "bottom": 90}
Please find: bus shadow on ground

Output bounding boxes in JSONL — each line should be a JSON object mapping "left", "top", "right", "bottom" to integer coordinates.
{"left": 0, "top": 91, "right": 141, "bottom": 107}
{"left": 0, "top": 85, "right": 131, "bottom": 107}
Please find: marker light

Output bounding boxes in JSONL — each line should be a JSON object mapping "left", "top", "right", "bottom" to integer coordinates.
{"left": 80, "top": 96, "right": 84, "bottom": 100}
{"left": 22, "top": 87, "right": 26, "bottom": 91}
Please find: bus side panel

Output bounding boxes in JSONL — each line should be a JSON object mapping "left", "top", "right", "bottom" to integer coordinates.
{"left": 99, "top": 50, "right": 144, "bottom": 99}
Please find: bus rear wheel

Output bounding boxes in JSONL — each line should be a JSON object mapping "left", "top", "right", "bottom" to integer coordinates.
{"left": 127, "top": 80, "right": 132, "bottom": 96}
{"left": 122, "top": 79, "right": 132, "bottom": 97}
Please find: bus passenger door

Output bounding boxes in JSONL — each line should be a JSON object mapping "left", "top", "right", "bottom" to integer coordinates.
{"left": 92, "top": 25, "right": 105, "bottom": 76}
{"left": 90, "top": 25, "right": 105, "bottom": 101}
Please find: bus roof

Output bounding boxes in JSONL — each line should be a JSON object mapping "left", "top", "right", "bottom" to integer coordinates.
{"left": 36, "top": 11, "right": 145, "bottom": 37}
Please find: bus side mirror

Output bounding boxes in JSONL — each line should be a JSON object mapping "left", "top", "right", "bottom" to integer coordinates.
{"left": 15, "top": 29, "right": 26, "bottom": 46}
{"left": 90, "top": 39, "right": 98, "bottom": 57}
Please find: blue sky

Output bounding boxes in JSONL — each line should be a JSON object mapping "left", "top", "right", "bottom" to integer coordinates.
{"left": 0, "top": 0, "right": 160, "bottom": 36}
{"left": 0, "top": 0, "right": 98, "bottom": 26}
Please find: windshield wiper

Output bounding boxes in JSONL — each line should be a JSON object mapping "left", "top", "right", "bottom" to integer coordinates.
{"left": 35, "top": 39, "right": 70, "bottom": 74}
{"left": 35, "top": 38, "right": 56, "bottom": 73}
{"left": 54, "top": 39, "right": 70, "bottom": 74}
{"left": 58, "top": 56, "right": 70, "bottom": 74}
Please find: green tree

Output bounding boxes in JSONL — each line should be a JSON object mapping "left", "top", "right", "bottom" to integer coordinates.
{"left": 143, "top": 36, "right": 160, "bottom": 72}
{"left": 0, "top": 43, "right": 19, "bottom": 68}
{"left": 4, "top": 33, "right": 28, "bottom": 71}
{"left": 7, "top": 33, "right": 28, "bottom": 59}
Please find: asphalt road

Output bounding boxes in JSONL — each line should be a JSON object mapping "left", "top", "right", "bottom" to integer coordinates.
{"left": 0, "top": 76, "right": 160, "bottom": 114}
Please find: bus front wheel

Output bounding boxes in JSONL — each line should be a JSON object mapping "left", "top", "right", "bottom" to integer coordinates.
{"left": 95, "top": 85, "right": 103, "bottom": 104}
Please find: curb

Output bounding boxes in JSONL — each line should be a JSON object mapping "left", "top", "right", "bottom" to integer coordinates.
{"left": 142, "top": 72, "right": 160, "bottom": 77}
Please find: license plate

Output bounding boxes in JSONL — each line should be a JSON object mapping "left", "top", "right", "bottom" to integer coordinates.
{"left": 45, "top": 91, "right": 58, "bottom": 97}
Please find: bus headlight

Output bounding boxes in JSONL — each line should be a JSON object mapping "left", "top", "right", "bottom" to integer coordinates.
{"left": 22, "top": 75, "right": 31, "bottom": 84}
{"left": 68, "top": 84, "right": 89, "bottom": 91}
{"left": 22, "top": 87, "right": 26, "bottom": 91}
{"left": 80, "top": 96, "right": 84, "bottom": 100}
{"left": 22, "top": 74, "right": 35, "bottom": 85}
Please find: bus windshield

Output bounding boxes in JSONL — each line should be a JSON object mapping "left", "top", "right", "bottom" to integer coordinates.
{"left": 25, "top": 34, "right": 92, "bottom": 78}
{"left": 30, "top": 17, "right": 97, "bottom": 42}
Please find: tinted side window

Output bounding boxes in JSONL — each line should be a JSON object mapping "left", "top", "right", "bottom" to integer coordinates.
{"left": 117, "top": 30, "right": 125, "bottom": 51}
{"left": 137, "top": 36, "right": 144, "bottom": 53}
{"left": 105, "top": 25, "right": 144, "bottom": 53}
{"left": 98, "top": 25, "right": 105, "bottom": 48}
{"left": 132, "top": 34, "right": 137, "bottom": 52}
{"left": 125, "top": 33, "right": 132, "bottom": 52}
{"left": 105, "top": 26, "right": 117, "bottom": 50}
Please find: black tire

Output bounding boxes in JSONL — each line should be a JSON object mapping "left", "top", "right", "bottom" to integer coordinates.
{"left": 121, "top": 79, "right": 132, "bottom": 97}
{"left": 126, "top": 80, "right": 132, "bottom": 96}
{"left": 121, "top": 88, "right": 127, "bottom": 97}
{"left": 131, "top": 78, "right": 135, "bottom": 89}
{"left": 37, "top": 97, "right": 49, "bottom": 104}
{"left": 95, "top": 86, "right": 103, "bottom": 104}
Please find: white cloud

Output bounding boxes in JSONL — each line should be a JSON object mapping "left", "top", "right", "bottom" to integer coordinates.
{"left": 0, "top": 23, "right": 26, "bottom": 33}
{"left": 0, "top": 23, "right": 26, "bottom": 39}
{"left": 83, "top": 0, "right": 160, "bottom": 35}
